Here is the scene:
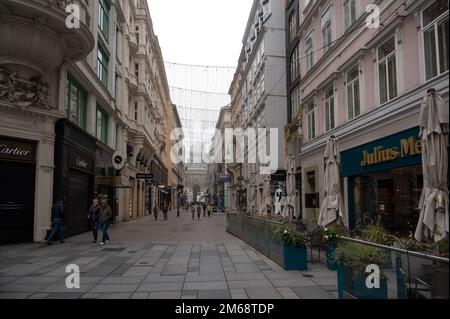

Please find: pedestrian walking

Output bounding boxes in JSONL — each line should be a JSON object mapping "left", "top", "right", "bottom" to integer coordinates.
{"left": 88, "top": 198, "right": 100, "bottom": 243}
{"left": 163, "top": 202, "right": 168, "bottom": 220}
{"left": 207, "top": 203, "right": 212, "bottom": 217}
{"left": 203, "top": 203, "right": 206, "bottom": 217}
{"left": 99, "top": 199, "right": 112, "bottom": 245}
{"left": 46, "top": 196, "right": 66, "bottom": 245}
{"left": 191, "top": 204, "right": 195, "bottom": 220}
{"left": 197, "top": 204, "right": 201, "bottom": 220}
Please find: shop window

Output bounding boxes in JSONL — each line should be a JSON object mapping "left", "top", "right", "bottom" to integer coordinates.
{"left": 421, "top": 0, "right": 449, "bottom": 80}
{"left": 352, "top": 166, "right": 423, "bottom": 236}
{"left": 66, "top": 74, "right": 87, "bottom": 130}
{"left": 378, "top": 37, "right": 398, "bottom": 104}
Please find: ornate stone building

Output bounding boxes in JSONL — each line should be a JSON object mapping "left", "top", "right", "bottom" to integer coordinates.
{"left": 0, "top": 0, "right": 180, "bottom": 243}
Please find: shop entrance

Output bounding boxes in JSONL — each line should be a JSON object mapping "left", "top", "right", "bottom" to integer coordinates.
{"left": 352, "top": 165, "right": 423, "bottom": 235}
{"left": 66, "top": 170, "right": 90, "bottom": 237}
{"left": 0, "top": 161, "right": 35, "bottom": 243}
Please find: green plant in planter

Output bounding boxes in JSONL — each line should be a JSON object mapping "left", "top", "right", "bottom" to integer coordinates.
{"left": 280, "top": 228, "right": 307, "bottom": 248}
{"left": 360, "top": 222, "right": 393, "bottom": 245}
{"left": 320, "top": 225, "right": 347, "bottom": 270}
{"left": 335, "top": 242, "right": 389, "bottom": 299}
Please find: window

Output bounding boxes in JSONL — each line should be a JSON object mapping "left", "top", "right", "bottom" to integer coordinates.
{"left": 344, "top": 0, "right": 357, "bottom": 30}
{"left": 324, "top": 85, "right": 335, "bottom": 132}
{"left": 135, "top": 26, "right": 139, "bottom": 44}
{"left": 98, "top": 0, "right": 109, "bottom": 39}
{"left": 97, "top": 42, "right": 109, "bottom": 87}
{"left": 96, "top": 105, "right": 109, "bottom": 144}
{"left": 135, "top": 63, "right": 139, "bottom": 78}
{"left": 66, "top": 74, "right": 87, "bottom": 130}
{"left": 289, "top": 12, "right": 297, "bottom": 42}
{"left": 290, "top": 45, "right": 300, "bottom": 81}
{"left": 134, "top": 102, "right": 138, "bottom": 121}
{"left": 305, "top": 35, "right": 314, "bottom": 72}
{"left": 307, "top": 102, "right": 316, "bottom": 140}
{"left": 346, "top": 66, "right": 360, "bottom": 119}
{"left": 378, "top": 37, "right": 397, "bottom": 104}
{"left": 290, "top": 85, "right": 301, "bottom": 121}
{"left": 421, "top": 0, "right": 449, "bottom": 80}
{"left": 322, "top": 7, "right": 332, "bottom": 53}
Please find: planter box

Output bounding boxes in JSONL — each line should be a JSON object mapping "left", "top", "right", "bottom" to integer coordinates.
{"left": 337, "top": 264, "right": 388, "bottom": 299}
{"left": 283, "top": 245, "right": 307, "bottom": 270}
{"left": 326, "top": 243, "right": 337, "bottom": 270}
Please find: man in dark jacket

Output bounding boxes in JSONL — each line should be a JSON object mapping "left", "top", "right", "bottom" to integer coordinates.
{"left": 47, "top": 196, "right": 65, "bottom": 245}
{"left": 99, "top": 199, "right": 112, "bottom": 245}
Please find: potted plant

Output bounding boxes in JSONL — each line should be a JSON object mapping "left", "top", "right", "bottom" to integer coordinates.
{"left": 335, "top": 242, "right": 389, "bottom": 299}
{"left": 280, "top": 228, "right": 308, "bottom": 270}
{"left": 320, "top": 227, "right": 343, "bottom": 270}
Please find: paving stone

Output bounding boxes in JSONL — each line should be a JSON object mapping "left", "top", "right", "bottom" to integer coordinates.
{"left": 185, "top": 273, "right": 226, "bottom": 282}
{"left": 28, "top": 293, "right": 51, "bottom": 299}
{"left": 276, "top": 287, "right": 300, "bottom": 299}
{"left": 245, "top": 287, "right": 282, "bottom": 299}
{"left": 45, "top": 293, "right": 84, "bottom": 299}
{"left": 0, "top": 293, "right": 32, "bottom": 299}
{"left": 131, "top": 292, "right": 149, "bottom": 299}
{"left": 122, "top": 266, "right": 152, "bottom": 277}
{"left": 228, "top": 280, "right": 273, "bottom": 289}
{"left": 90, "top": 284, "right": 140, "bottom": 293}
{"left": 291, "top": 286, "right": 334, "bottom": 299}
{"left": 183, "top": 281, "right": 228, "bottom": 291}
{"left": 148, "top": 291, "right": 181, "bottom": 299}
{"left": 137, "top": 282, "right": 184, "bottom": 292}
{"left": 181, "top": 290, "right": 198, "bottom": 299}
{"left": 197, "top": 289, "right": 231, "bottom": 299}
{"left": 96, "top": 293, "right": 133, "bottom": 299}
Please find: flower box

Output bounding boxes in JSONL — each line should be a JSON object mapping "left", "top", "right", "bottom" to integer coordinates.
{"left": 326, "top": 243, "right": 337, "bottom": 270}
{"left": 283, "top": 244, "right": 307, "bottom": 270}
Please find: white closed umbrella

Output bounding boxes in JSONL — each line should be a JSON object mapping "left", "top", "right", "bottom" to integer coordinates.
{"left": 282, "top": 155, "right": 296, "bottom": 219}
{"left": 415, "top": 89, "right": 449, "bottom": 243}
{"left": 262, "top": 175, "right": 271, "bottom": 217}
{"left": 318, "top": 137, "right": 344, "bottom": 227}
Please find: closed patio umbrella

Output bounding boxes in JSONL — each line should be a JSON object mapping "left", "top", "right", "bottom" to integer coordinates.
{"left": 282, "top": 155, "right": 296, "bottom": 220}
{"left": 318, "top": 137, "right": 344, "bottom": 227}
{"left": 415, "top": 89, "right": 449, "bottom": 243}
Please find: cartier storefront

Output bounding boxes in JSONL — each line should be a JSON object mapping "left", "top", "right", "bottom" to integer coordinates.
{"left": 0, "top": 137, "right": 37, "bottom": 243}
{"left": 54, "top": 119, "right": 96, "bottom": 238}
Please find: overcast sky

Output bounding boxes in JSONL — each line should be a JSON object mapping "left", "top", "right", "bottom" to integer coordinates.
{"left": 147, "top": 0, "right": 254, "bottom": 67}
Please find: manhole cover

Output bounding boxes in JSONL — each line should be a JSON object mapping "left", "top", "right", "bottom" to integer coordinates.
{"left": 102, "top": 248, "right": 125, "bottom": 252}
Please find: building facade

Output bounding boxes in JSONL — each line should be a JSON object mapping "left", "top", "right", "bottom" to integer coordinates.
{"left": 290, "top": 0, "right": 448, "bottom": 234}
{"left": 0, "top": 0, "right": 178, "bottom": 243}
{"left": 228, "top": 0, "right": 288, "bottom": 215}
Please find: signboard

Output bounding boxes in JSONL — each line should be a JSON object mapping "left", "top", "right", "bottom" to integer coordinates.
{"left": 341, "top": 127, "right": 422, "bottom": 177}
{"left": 69, "top": 149, "right": 94, "bottom": 174}
{"left": 0, "top": 137, "right": 36, "bottom": 162}
{"left": 112, "top": 151, "right": 126, "bottom": 171}
{"left": 136, "top": 173, "right": 154, "bottom": 180}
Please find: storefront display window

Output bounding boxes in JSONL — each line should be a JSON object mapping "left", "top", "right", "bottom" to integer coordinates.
{"left": 352, "top": 165, "right": 423, "bottom": 235}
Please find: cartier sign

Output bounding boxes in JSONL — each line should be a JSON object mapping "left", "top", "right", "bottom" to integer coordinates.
{"left": 0, "top": 137, "right": 36, "bottom": 162}
{"left": 69, "top": 149, "right": 94, "bottom": 174}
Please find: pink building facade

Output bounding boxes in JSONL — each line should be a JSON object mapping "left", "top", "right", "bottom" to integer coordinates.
{"left": 288, "top": 0, "right": 448, "bottom": 233}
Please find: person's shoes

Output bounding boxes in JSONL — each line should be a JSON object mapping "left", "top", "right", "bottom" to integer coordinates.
{"left": 93, "top": 240, "right": 97, "bottom": 243}
{"left": 46, "top": 241, "right": 52, "bottom": 245}
{"left": 105, "top": 241, "right": 109, "bottom": 244}
{"left": 60, "top": 240, "right": 65, "bottom": 244}
{"left": 100, "top": 242, "right": 105, "bottom": 245}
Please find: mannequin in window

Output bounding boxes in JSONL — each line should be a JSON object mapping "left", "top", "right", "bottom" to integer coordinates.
{"left": 274, "top": 184, "right": 283, "bottom": 215}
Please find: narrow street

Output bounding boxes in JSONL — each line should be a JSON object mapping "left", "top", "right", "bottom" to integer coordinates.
{"left": 0, "top": 212, "right": 337, "bottom": 299}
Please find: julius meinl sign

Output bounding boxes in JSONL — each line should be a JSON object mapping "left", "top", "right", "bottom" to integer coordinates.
{"left": 360, "top": 135, "right": 422, "bottom": 167}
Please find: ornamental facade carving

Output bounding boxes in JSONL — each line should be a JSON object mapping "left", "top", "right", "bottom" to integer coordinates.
{"left": 0, "top": 67, "right": 51, "bottom": 110}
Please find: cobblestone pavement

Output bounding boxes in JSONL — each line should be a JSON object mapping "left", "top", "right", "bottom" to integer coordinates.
{"left": 0, "top": 210, "right": 337, "bottom": 299}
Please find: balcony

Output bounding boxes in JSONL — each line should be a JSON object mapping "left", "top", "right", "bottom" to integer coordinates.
{"left": 128, "top": 33, "right": 138, "bottom": 56}
{"left": 0, "top": 0, "right": 94, "bottom": 80}
{"left": 125, "top": 69, "right": 138, "bottom": 93}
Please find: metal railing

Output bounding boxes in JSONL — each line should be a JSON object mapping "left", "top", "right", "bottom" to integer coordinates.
{"left": 226, "top": 213, "right": 286, "bottom": 266}
{"left": 338, "top": 237, "right": 449, "bottom": 299}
